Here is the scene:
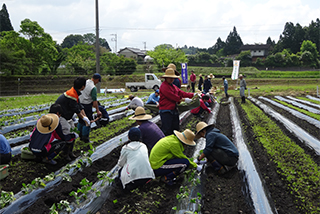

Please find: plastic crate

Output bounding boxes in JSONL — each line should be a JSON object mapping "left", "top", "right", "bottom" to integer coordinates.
{"left": 21, "top": 147, "right": 36, "bottom": 160}
{"left": 0, "top": 164, "right": 9, "bottom": 180}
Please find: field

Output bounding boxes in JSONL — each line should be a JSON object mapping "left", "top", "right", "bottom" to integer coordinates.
{"left": 0, "top": 74, "right": 320, "bottom": 214}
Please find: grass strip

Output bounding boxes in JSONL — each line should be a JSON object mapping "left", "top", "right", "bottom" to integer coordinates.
{"left": 297, "top": 97, "right": 320, "bottom": 105}
{"left": 272, "top": 99, "right": 320, "bottom": 121}
{"left": 242, "top": 101, "right": 320, "bottom": 213}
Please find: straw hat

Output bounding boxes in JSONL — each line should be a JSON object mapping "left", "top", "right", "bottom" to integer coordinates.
{"left": 37, "top": 114, "right": 59, "bottom": 134}
{"left": 161, "top": 63, "right": 180, "bottom": 76}
{"left": 127, "top": 94, "right": 134, "bottom": 100}
{"left": 199, "top": 74, "right": 202, "bottom": 77}
{"left": 129, "top": 106, "right": 152, "bottom": 120}
{"left": 195, "top": 122, "right": 214, "bottom": 137}
{"left": 239, "top": 74, "right": 243, "bottom": 78}
{"left": 161, "top": 68, "right": 179, "bottom": 78}
{"left": 209, "top": 73, "right": 215, "bottom": 79}
{"left": 173, "top": 129, "right": 196, "bottom": 146}
{"left": 209, "top": 88, "right": 216, "bottom": 94}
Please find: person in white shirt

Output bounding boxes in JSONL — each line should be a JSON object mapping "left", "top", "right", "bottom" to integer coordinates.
{"left": 116, "top": 127, "right": 155, "bottom": 190}
{"left": 126, "top": 94, "right": 144, "bottom": 110}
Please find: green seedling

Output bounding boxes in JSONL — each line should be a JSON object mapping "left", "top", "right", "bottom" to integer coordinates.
{"left": 0, "top": 191, "right": 15, "bottom": 208}
{"left": 97, "top": 171, "right": 114, "bottom": 186}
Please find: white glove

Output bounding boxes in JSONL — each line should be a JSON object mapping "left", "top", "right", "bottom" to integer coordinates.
{"left": 196, "top": 165, "right": 203, "bottom": 172}
{"left": 82, "top": 116, "right": 90, "bottom": 126}
{"left": 194, "top": 158, "right": 200, "bottom": 164}
{"left": 193, "top": 93, "right": 199, "bottom": 98}
{"left": 185, "top": 98, "right": 192, "bottom": 103}
{"left": 73, "top": 133, "right": 79, "bottom": 139}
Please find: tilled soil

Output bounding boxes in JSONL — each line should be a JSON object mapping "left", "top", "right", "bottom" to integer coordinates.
{"left": 1, "top": 95, "right": 319, "bottom": 213}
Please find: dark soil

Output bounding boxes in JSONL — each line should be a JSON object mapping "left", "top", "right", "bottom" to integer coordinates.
{"left": 1, "top": 95, "right": 319, "bottom": 213}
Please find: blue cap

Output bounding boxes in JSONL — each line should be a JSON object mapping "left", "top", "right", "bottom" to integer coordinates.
{"left": 93, "top": 73, "right": 101, "bottom": 82}
{"left": 128, "top": 127, "right": 141, "bottom": 141}
{"left": 155, "top": 89, "right": 159, "bottom": 93}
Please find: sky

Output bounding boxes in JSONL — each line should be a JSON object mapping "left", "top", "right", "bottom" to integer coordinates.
{"left": 2, "top": 0, "right": 320, "bottom": 53}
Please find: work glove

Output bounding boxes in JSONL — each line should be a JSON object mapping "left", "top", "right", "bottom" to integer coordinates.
{"left": 73, "top": 133, "right": 79, "bottom": 139}
{"left": 196, "top": 164, "right": 203, "bottom": 172}
{"left": 194, "top": 158, "right": 200, "bottom": 164}
{"left": 82, "top": 116, "right": 90, "bottom": 126}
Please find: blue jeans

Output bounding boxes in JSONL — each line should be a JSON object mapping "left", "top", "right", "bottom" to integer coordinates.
{"left": 159, "top": 110, "right": 179, "bottom": 136}
{"left": 154, "top": 158, "right": 190, "bottom": 180}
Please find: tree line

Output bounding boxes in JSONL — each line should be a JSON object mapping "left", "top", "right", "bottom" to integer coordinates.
{"left": 1, "top": 3, "right": 319, "bottom": 76}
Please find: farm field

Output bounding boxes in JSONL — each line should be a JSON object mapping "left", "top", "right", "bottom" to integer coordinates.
{"left": 0, "top": 77, "right": 320, "bottom": 213}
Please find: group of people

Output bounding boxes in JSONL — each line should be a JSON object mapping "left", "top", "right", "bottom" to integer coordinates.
{"left": 115, "top": 63, "right": 240, "bottom": 190}
{"left": 27, "top": 73, "right": 110, "bottom": 165}
{"left": 116, "top": 106, "right": 239, "bottom": 189}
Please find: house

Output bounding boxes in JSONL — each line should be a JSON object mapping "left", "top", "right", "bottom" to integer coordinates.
{"left": 118, "top": 47, "right": 146, "bottom": 60}
{"left": 240, "top": 44, "right": 272, "bottom": 62}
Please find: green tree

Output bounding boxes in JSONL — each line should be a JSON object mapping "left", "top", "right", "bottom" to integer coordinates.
{"left": 0, "top": 4, "right": 13, "bottom": 32}
{"left": 147, "top": 44, "right": 188, "bottom": 70}
{"left": 235, "top": 51, "right": 251, "bottom": 67}
{"left": 306, "top": 19, "right": 320, "bottom": 53}
{"left": 0, "top": 31, "right": 31, "bottom": 75}
{"left": 209, "top": 37, "right": 225, "bottom": 55}
{"left": 299, "top": 40, "right": 319, "bottom": 67}
{"left": 61, "top": 34, "right": 84, "bottom": 48}
{"left": 63, "top": 43, "right": 95, "bottom": 74}
{"left": 19, "top": 18, "right": 58, "bottom": 74}
{"left": 223, "top": 27, "right": 243, "bottom": 56}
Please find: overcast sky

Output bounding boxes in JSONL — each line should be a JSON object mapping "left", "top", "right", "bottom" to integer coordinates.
{"left": 2, "top": 0, "right": 320, "bottom": 52}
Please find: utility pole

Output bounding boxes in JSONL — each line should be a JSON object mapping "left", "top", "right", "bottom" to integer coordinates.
{"left": 111, "top": 33, "right": 117, "bottom": 54}
{"left": 95, "top": 0, "right": 100, "bottom": 73}
{"left": 143, "top": 42, "right": 146, "bottom": 50}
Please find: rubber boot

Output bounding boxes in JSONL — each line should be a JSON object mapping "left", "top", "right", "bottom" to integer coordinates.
{"left": 68, "top": 141, "right": 77, "bottom": 159}
{"left": 241, "top": 96, "right": 246, "bottom": 104}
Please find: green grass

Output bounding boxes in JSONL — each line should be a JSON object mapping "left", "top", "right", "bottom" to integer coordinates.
{"left": 272, "top": 99, "right": 320, "bottom": 121}
{"left": 242, "top": 99, "right": 320, "bottom": 213}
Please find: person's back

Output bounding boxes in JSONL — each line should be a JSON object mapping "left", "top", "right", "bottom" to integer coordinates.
{"left": 139, "top": 120, "right": 165, "bottom": 151}
{"left": 116, "top": 127, "right": 154, "bottom": 190}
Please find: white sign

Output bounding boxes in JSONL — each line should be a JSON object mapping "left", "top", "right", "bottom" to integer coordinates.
{"left": 231, "top": 60, "right": 240, "bottom": 80}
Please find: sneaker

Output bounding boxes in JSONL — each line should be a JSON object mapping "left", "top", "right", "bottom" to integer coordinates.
{"left": 43, "top": 158, "right": 57, "bottom": 165}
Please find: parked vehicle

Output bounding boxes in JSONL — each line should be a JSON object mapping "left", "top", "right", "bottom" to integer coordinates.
{"left": 125, "top": 73, "right": 162, "bottom": 92}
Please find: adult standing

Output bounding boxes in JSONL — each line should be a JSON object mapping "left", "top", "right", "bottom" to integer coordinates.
{"left": 126, "top": 94, "right": 144, "bottom": 110}
{"left": 162, "top": 63, "right": 181, "bottom": 89}
{"left": 78, "top": 73, "right": 102, "bottom": 142}
{"left": 116, "top": 127, "right": 155, "bottom": 190}
{"left": 203, "top": 75, "right": 212, "bottom": 93}
{"left": 159, "top": 68, "right": 195, "bottom": 136}
{"left": 194, "top": 122, "right": 239, "bottom": 174}
{"left": 222, "top": 76, "right": 229, "bottom": 98}
{"left": 55, "top": 77, "right": 90, "bottom": 136}
{"left": 149, "top": 129, "right": 197, "bottom": 185}
{"left": 129, "top": 107, "right": 165, "bottom": 151}
{"left": 198, "top": 74, "right": 203, "bottom": 91}
{"left": 239, "top": 74, "right": 247, "bottom": 103}
{"left": 0, "top": 134, "right": 11, "bottom": 164}
{"left": 190, "top": 70, "right": 196, "bottom": 93}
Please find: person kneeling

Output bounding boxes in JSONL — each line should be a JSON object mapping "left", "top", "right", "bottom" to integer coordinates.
{"left": 149, "top": 129, "right": 197, "bottom": 185}
{"left": 116, "top": 127, "right": 155, "bottom": 190}
{"left": 194, "top": 122, "right": 239, "bottom": 174}
{"left": 29, "top": 113, "right": 78, "bottom": 165}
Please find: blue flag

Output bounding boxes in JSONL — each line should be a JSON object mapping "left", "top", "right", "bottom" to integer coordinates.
{"left": 181, "top": 63, "right": 188, "bottom": 84}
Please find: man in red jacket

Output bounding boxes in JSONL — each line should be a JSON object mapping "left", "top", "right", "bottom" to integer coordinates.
{"left": 190, "top": 95, "right": 211, "bottom": 119}
{"left": 190, "top": 70, "right": 196, "bottom": 93}
{"left": 159, "top": 68, "right": 195, "bottom": 136}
